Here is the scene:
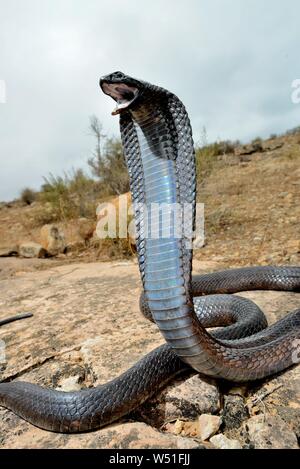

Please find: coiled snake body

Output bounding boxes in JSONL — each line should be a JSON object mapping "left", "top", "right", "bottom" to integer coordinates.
{"left": 0, "top": 72, "right": 299, "bottom": 433}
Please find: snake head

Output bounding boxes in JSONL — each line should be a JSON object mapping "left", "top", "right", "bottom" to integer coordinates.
{"left": 100, "top": 71, "right": 141, "bottom": 115}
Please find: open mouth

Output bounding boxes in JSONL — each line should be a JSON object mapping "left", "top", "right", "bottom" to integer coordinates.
{"left": 101, "top": 82, "right": 139, "bottom": 115}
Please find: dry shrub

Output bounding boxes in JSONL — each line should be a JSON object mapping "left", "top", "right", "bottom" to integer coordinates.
{"left": 20, "top": 187, "right": 37, "bottom": 205}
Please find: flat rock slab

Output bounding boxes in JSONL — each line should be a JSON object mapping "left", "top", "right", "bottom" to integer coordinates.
{"left": 0, "top": 260, "right": 299, "bottom": 448}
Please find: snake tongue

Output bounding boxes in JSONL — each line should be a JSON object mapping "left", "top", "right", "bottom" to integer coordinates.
{"left": 101, "top": 82, "right": 139, "bottom": 115}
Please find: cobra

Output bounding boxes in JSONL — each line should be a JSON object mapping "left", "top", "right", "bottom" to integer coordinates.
{"left": 0, "top": 72, "right": 299, "bottom": 433}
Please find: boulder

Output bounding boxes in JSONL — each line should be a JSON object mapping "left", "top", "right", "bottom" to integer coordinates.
{"left": 40, "top": 224, "right": 66, "bottom": 256}
{"left": 234, "top": 140, "right": 284, "bottom": 159}
{"left": 137, "top": 373, "right": 220, "bottom": 427}
{"left": 0, "top": 246, "right": 18, "bottom": 257}
{"left": 245, "top": 414, "right": 298, "bottom": 449}
{"left": 18, "top": 242, "right": 46, "bottom": 258}
{"left": 262, "top": 141, "right": 284, "bottom": 152}
{"left": 234, "top": 142, "right": 263, "bottom": 157}
{"left": 247, "top": 366, "right": 300, "bottom": 440}
{"left": 94, "top": 422, "right": 204, "bottom": 449}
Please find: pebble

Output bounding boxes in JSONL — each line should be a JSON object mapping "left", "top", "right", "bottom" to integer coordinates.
{"left": 198, "top": 414, "right": 222, "bottom": 441}
{"left": 210, "top": 433, "right": 242, "bottom": 449}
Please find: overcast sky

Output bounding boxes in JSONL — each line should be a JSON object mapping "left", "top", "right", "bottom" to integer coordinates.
{"left": 0, "top": 0, "right": 300, "bottom": 201}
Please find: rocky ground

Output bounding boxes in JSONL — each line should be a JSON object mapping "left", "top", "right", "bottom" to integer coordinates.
{"left": 0, "top": 258, "right": 299, "bottom": 449}
{"left": 0, "top": 131, "right": 299, "bottom": 448}
{"left": 194, "top": 133, "right": 300, "bottom": 268}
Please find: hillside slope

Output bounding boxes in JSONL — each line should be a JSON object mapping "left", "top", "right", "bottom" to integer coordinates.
{"left": 0, "top": 131, "right": 299, "bottom": 270}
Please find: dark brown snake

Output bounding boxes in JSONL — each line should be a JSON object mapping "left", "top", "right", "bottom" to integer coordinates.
{"left": 0, "top": 72, "right": 299, "bottom": 433}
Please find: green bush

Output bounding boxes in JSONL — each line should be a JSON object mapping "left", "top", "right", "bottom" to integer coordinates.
{"left": 251, "top": 136, "right": 263, "bottom": 144}
{"left": 39, "top": 169, "right": 99, "bottom": 221}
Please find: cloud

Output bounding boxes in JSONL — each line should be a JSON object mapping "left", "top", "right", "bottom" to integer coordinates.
{"left": 0, "top": 0, "right": 299, "bottom": 200}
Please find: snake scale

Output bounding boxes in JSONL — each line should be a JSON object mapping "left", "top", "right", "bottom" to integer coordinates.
{"left": 0, "top": 72, "right": 299, "bottom": 433}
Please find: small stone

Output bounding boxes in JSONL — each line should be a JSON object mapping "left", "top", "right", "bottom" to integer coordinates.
{"left": 290, "top": 254, "right": 300, "bottom": 263}
{"left": 278, "top": 192, "right": 289, "bottom": 198}
{"left": 210, "top": 434, "right": 242, "bottom": 449}
{"left": 284, "top": 193, "right": 293, "bottom": 203}
{"left": 19, "top": 242, "right": 47, "bottom": 258}
{"left": 198, "top": 414, "right": 222, "bottom": 441}
{"left": 174, "top": 420, "right": 184, "bottom": 435}
{"left": 56, "top": 375, "right": 82, "bottom": 392}
{"left": 181, "top": 420, "right": 199, "bottom": 437}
